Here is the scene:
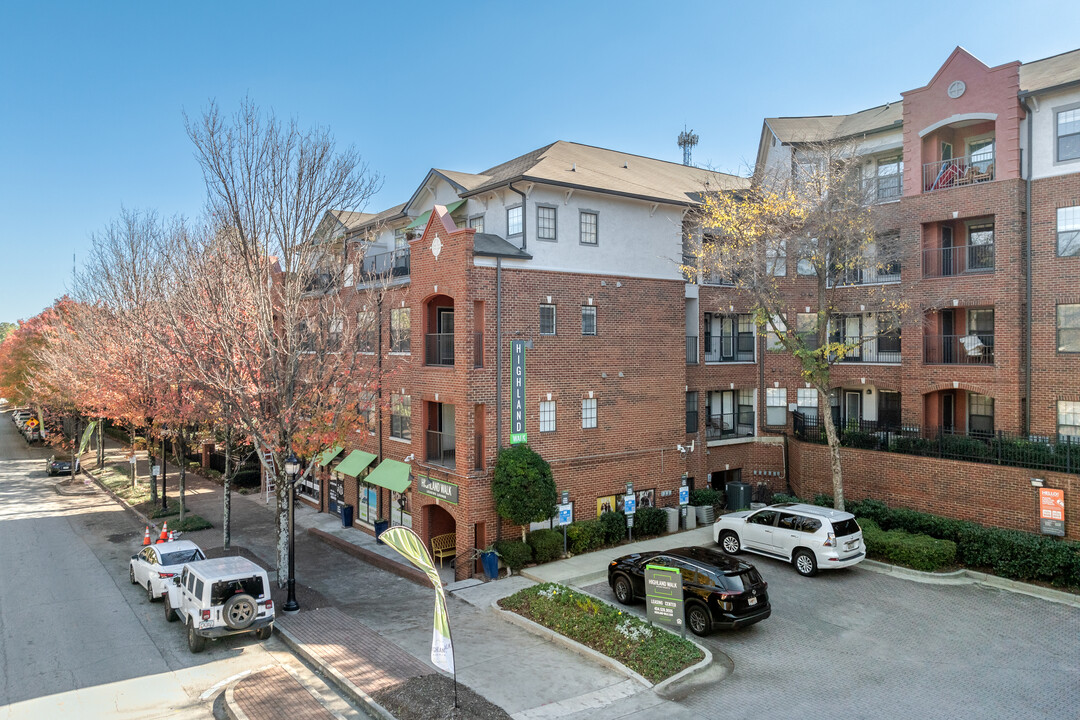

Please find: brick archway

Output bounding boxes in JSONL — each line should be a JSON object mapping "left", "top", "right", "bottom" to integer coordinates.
{"left": 922, "top": 381, "right": 992, "bottom": 397}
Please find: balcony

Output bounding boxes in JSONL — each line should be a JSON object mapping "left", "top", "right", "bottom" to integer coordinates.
{"left": 828, "top": 264, "right": 901, "bottom": 287}
{"left": 425, "top": 429, "right": 456, "bottom": 468}
{"left": 303, "top": 271, "right": 335, "bottom": 294}
{"left": 924, "top": 334, "right": 994, "bottom": 365}
{"left": 922, "top": 244, "right": 994, "bottom": 278}
{"left": 863, "top": 172, "right": 903, "bottom": 204}
{"left": 830, "top": 335, "right": 901, "bottom": 364}
{"left": 686, "top": 336, "right": 699, "bottom": 365}
{"left": 705, "top": 411, "right": 755, "bottom": 440}
{"left": 361, "top": 248, "right": 410, "bottom": 279}
{"left": 704, "top": 336, "right": 754, "bottom": 363}
{"left": 923, "top": 153, "right": 995, "bottom": 192}
{"left": 425, "top": 333, "right": 454, "bottom": 366}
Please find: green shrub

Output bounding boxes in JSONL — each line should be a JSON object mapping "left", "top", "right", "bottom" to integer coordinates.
{"left": 771, "top": 493, "right": 800, "bottom": 505}
{"left": 859, "top": 519, "right": 957, "bottom": 572}
{"left": 493, "top": 540, "right": 533, "bottom": 571}
{"left": 634, "top": 507, "right": 668, "bottom": 537}
{"left": 493, "top": 445, "right": 558, "bottom": 540}
{"left": 565, "top": 520, "right": 605, "bottom": 555}
{"left": 599, "top": 511, "right": 626, "bottom": 544}
{"left": 231, "top": 469, "right": 262, "bottom": 488}
{"left": 846, "top": 499, "right": 890, "bottom": 526}
{"left": 956, "top": 526, "right": 1080, "bottom": 587}
{"left": 689, "top": 488, "right": 723, "bottom": 509}
{"left": 841, "top": 430, "right": 880, "bottom": 449}
{"left": 889, "top": 436, "right": 935, "bottom": 456}
{"left": 812, "top": 493, "right": 834, "bottom": 508}
{"left": 527, "top": 529, "right": 564, "bottom": 563}
{"left": 939, "top": 433, "right": 991, "bottom": 460}
{"left": 174, "top": 514, "right": 212, "bottom": 532}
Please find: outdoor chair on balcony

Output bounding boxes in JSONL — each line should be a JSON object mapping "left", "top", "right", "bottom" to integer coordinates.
{"left": 967, "top": 163, "right": 994, "bottom": 184}
{"left": 959, "top": 334, "right": 986, "bottom": 358}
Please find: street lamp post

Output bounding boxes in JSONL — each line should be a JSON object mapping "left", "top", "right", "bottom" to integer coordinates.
{"left": 282, "top": 452, "right": 300, "bottom": 614}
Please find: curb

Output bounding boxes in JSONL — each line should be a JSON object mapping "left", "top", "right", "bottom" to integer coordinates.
{"left": 275, "top": 623, "right": 398, "bottom": 720}
{"left": 223, "top": 682, "right": 248, "bottom": 720}
{"left": 307, "top": 528, "right": 432, "bottom": 589}
{"left": 81, "top": 467, "right": 160, "bottom": 533}
{"left": 860, "top": 559, "right": 1080, "bottom": 608}
{"left": 520, "top": 568, "right": 609, "bottom": 588}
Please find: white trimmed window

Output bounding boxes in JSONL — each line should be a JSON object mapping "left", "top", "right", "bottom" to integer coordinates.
{"left": 797, "top": 237, "right": 818, "bottom": 275}
{"left": 1058, "top": 107, "right": 1080, "bottom": 162}
{"left": 540, "top": 304, "right": 556, "bottom": 335}
{"left": 766, "top": 388, "right": 787, "bottom": 426}
{"left": 390, "top": 308, "right": 410, "bottom": 352}
{"left": 537, "top": 206, "right": 557, "bottom": 241}
{"left": 581, "top": 306, "right": 597, "bottom": 336}
{"left": 507, "top": 206, "right": 522, "bottom": 236}
{"left": 539, "top": 401, "right": 556, "bottom": 432}
{"left": 580, "top": 211, "right": 598, "bottom": 245}
{"left": 390, "top": 394, "right": 411, "bottom": 440}
{"left": 1059, "top": 401, "right": 1080, "bottom": 440}
{"left": 766, "top": 314, "right": 787, "bottom": 350}
{"left": 797, "top": 388, "right": 819, "bottom": 420}
{"left": 469, "top": 215, "right": 485, "bottom": 233}
{"left": 766, "top": 239, "right": 787, "bottom": 276}
{"left": 582, "top": 398, "right": 597, "bottom": 429}
{"left": 1058, "top": 207, "right": 1080, "bottom": 257}
{"left": 1058, "top": 304, "right": 1080, "bottom": 352}
{"left": 344, "top": 263, "right": 354, "bottom": 287}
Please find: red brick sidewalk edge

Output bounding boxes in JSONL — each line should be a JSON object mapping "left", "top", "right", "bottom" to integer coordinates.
{"left": 307, "top": 528, "right": 432, "bottom": 589}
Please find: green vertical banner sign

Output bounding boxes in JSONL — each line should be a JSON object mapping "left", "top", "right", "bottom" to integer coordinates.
{"left": 510, "top": 340, "right": 527, "bottom": 444}
{"left": 378, "top": 526, "right": 456, "bottom": 674}
{"left": 78, "top": 420, "right": 98, "bottom": 455}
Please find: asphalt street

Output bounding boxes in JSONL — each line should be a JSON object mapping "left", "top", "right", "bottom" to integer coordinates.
{"left": 0, "top": 416, "right": 300, "bottom": 719}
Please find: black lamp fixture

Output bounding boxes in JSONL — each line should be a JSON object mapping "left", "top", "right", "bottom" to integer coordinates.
{"left": 282, "top": 452, "right": 300, "bottom": 614}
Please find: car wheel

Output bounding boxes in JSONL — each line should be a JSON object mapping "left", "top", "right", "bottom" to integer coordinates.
{"left": 686, "top": 603, "right": 711, "bottom": 637}
{"left": 254, "top": 625, "right": 273, "bottom": 641}
{"left": 612, "top": 574, "right": 634, "bottom": 605}
{"left": 187, "top": 619, "right": 206, "bottom": 653}
{"left": 719, "top": 531, "right": 742, "bottom": 554}
{"left": 147, "top": 581, "right": 157, "bottom": 603}
{"left": 129, "top": 566, "right": 137, "bottom": 585}
{"left": 223, "top": 594, "right": 257, "bottom": 630}
{"left": 164, "top": 594, "right": 178, "bottom": 623}
{"left": 793, "top": 549, "right": 818, "bottom": 577}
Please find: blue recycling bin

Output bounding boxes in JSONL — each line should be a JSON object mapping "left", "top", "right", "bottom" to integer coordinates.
{"left": 340, "top": 503, "right": 354, "bottom": 527}
{"left": 481, "top": 551, "right": 499, "bottom": 580}
{"left": 374, "top": 519, "right": 389, "bottom": 544}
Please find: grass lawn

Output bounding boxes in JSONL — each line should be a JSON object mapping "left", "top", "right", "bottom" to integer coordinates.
{"left": 498, "top": 583, "right": 703, "bottom": 684}
{"left": 97, "top": 462, "right": 212, "bottom": 531}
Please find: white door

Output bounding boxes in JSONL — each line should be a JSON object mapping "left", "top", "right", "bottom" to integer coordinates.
{"left": 743, "top": 509, "right": 779, "bottom": 551}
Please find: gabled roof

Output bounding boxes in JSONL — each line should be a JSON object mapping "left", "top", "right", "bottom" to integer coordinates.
{"left": 461, "top": 140, "right": 747, "bottom": 204}
{"left": 473, "top": 233, "right": 532, "bottom": 259}
{"left": 1019, "top": 47, "right": 1080, "bottom": 95}
{"left": 329, "top": 209, "right": 374, "bottom": 231}
{"left": 764, "top": 102, "right": 904, "bottom": 145}
{"left": 347, "top": 203, "right": 408, "bottom": 238}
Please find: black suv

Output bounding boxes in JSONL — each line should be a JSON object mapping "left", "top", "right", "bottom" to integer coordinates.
{"left": 607, "top": 546, "right": 770, "bottom": 636}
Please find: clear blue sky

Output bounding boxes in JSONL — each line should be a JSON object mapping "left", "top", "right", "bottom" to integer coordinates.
{"left": 2, "top": 0, "right": 1079, "bottom": 322}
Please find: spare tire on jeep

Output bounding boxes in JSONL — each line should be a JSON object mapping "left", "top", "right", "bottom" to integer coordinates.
{"left": 222, "top": 593, "right": 257, "bottom": 630}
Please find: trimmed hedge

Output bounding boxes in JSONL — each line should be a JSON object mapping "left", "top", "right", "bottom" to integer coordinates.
{"left": 231, "top": 469, "right": 262, "bottom": 488}
{"left": 527, "top": 528, "right": 564, "bottom": 563}
{"left": 859, "top": 519, "right": 957, "bottom": 572}
{"left": 599, "top": 511, "right": 627, "bottom": 544}
{"left": 493, "top": 540, "right": 532, "bottom": 571}
{"left": 565, "top": 519, "right": 605, "bottom": 555}
{"left": 634, "top": 507, "right": 668, "bottom": 537}
{"left": 688, "top": 488, "right": 724, "bottom": 510}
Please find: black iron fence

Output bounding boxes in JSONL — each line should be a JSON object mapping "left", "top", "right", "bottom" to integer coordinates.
{"left": 924, "top": 333, "right": 994, "bottom": 365}
{"left": 426, "top": 429, "right": 456, "bottom": 468}
{"left": 686, "top": 335, "right": 698, "bottom": 365}
{"left": 424, "top": 333, "right": 454, "bottom": 366}
{"left": 792, "top": 411, "right": 1079, "bottom": 474}
{"left": 706, "top": 411, "right": 756, "bottom": 441}
{"left": 361, "top": 248, "right": 411, "bottom": 278}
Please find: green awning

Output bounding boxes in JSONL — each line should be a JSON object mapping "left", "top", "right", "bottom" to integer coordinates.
{"left": 364, "top": 459, "right": 413, "bottom": 493}
{"left": 334, "top": 450, "right": 377, "bottom": 477}
{"left": 404, "top": 200, "right": 465, "bottom": 230}
{"left": 317, "top": 445, "right": 344, "bottom": 467}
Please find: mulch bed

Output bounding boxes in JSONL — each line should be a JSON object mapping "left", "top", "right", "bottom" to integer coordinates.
{"left": 372, "top": 674, "right": 511, "bottom": 720}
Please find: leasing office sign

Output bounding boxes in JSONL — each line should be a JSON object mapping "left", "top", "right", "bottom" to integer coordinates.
{"left": 510, "top": 340, "right": 527, "bottom": 444}
{"left": 418, "top": 475, "right": 459, "bottom": 505}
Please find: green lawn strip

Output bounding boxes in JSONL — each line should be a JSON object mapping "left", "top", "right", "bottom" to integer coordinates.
{"left": 97, "top": 462, "right": 212, "bottom": 531}
{"left": 498, "top": 583, "right": 703, "bottom": 684}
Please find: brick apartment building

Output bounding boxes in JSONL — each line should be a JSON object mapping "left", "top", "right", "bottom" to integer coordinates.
{"left": 301, "top": 46, "right": 1080, "bottom": 578}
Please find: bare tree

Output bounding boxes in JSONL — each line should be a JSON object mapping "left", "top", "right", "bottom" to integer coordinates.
{"left": 688, "top": 139, "right": 912, "bottom": 511}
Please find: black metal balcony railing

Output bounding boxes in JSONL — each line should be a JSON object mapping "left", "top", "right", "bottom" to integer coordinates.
{"left": 703, "top": 336, "right": 755, "bottom": 363}
{"left": 361, "top": 248, "right": 411, "bottom": 278}
{"left": 426, "top": 429, "right": 456, "bottom": 468}
{"left": 922, "top": 244, "right": 995, "bottom": 278}
{"left": 705, "top": 411, "right": 755, "bottom": 441}
{"left": 425, "top": 333, "right": 454, "bottom": 366}
{"left": 474, "top": 332, "right": 484, "bottom": 368}
{"left": 474, "top": 433, "right": 484, "bottom": 470}
{"left": 829, "top": 335, "right": 901, "bottom": 363}
{"left": 828, "top": 263, "right": 902, "bottom": 287}
{"left": 686, "top": 336, "right": 699, "bottom": 365}
{"left": 791, "top": 411, "right": 1080, "bottom": 475}
{"left": 303, "top": 272, "right": 334, "bottom": 293}
{"left": 923, "top": 333, "right": 994, "bottom": 365}
{"left": 863, "top": 172, "right": 903, "bottom": 203}
{"left": 923, "top": 152, "right": 995, "bottom": 192}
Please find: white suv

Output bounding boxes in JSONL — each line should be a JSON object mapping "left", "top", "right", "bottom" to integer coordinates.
{"left": 713, "top": 502, "right": 865, "bottom": 577}
{"left": 165, "top": 557, "right": 274, "bottom": 653}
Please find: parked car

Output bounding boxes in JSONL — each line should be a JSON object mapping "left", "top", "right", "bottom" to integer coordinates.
{"left": 608, "top": 546, "right": 770, "bottom": 636}
{"left": 129, "top": 540, "right": 206, "bottom": 602}
{"left": 165, "top": 556, "right": 274, "bottom": 653}
{"left": 12, "top": 409, "right": 33, "bottom": 426}
{"left": 714, "top": 502, "right": 865, "bottom": 577}
{"left": 45, "top": 454, "right": 79, "bottom": 476}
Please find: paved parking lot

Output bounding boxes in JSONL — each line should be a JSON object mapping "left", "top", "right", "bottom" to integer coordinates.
{"left": 584, "top": 549, "right": 1080, "bottom": 719}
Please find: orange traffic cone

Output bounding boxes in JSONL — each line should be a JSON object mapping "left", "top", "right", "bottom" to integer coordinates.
{"left": 142, "top": 527, "right": 151, "bottom": 546}
{"left": 168, "top": 530, "right": 175, "bottom": 542}
{"left": 159, "top": 521, "right": 169, "bottom": 542}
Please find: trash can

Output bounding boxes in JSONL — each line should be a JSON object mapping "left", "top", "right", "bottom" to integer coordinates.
{"left": 725, "top": 482, "right": 752, "bottom": 511}
{"left": 340, "top": 503, "right": 354, "bottom": 527}
{"left": 374, "top": 519, "right": 389, "bottom": 544}
{"left": 663, "top": 507, "right": 679, "bottom": 534}
{"left": 481, "top": 550, "right": 499, "bottom": 580}
{"left": 684, "top": 508, "right": 697, "bottom": 529}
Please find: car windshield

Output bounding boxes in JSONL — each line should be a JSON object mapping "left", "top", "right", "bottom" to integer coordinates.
{"left": 832, "top": 518, "right": 861, "bottom": 537}
{"left": 722, "top": 567, "right": 763, "bottom": 591}
{"left": 159, "top": 549, "right": 205, "bottom": 566}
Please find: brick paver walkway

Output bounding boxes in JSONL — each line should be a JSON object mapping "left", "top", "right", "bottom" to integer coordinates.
{"left": 231, "top": 666, "right": 333, "bottom": 720}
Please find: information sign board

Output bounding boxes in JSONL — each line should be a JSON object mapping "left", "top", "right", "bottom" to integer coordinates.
{"left": 645, "top": 564, "right": 684, "bottom": 632}
{"left": 558, "top": 503, "right": 573, "bottom": 527}
{"left": 623, "top": 494, "right": 636, "bottom": 515}
{"left": 1039, "top": 487, "right": 1065, "bottom": 536}
{"left": 679, "top": 486, "right": 689, "bottom": 505}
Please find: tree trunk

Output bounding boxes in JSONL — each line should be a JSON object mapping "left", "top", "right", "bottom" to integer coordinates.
{"left": 223, "top": 427, "right": 232, "bottom": 550}
{"left": 818, "top": 395, "right": 846, "bottom": 511}
{"left": 275, "top": 468, "right": 289, "bottom": 589}
{"left": 97, "top": 418, "right": 104, "bottom": 474}
{"left": 130, "top": 428, "right": 136, "bottom": 488}
{"left": 71, "top": 416, "right": 78, "bottom": 482}
{"left": 174, "top": 434, "right": 186, "bottom": 522}
{"left": 148, "top": 434, "right": 157, "bottom": 505}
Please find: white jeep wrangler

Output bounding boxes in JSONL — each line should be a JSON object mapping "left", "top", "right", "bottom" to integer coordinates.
{"left": 165, "top": 556, "right": 275, "bottom": 653}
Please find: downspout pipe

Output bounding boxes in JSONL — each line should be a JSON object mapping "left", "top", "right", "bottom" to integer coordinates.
{"left": 1020, "top": 94, "right": 1034, "bottom": 437}
{"left": 509, "top": 182, "right": 527, "bottom": 252}
{"left": 496, "top": 257, "right": 503, "bottom": 450}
